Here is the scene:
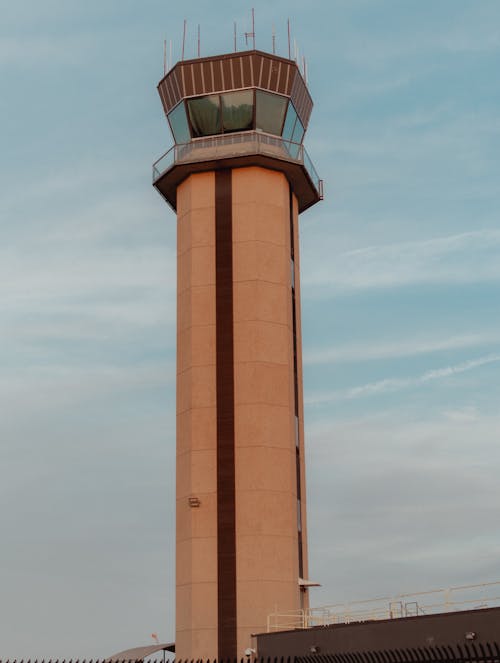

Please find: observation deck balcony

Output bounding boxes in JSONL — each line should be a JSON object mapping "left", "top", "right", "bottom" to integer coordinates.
{"left": 152, "top": 131, "right": 323, "bottom": 213}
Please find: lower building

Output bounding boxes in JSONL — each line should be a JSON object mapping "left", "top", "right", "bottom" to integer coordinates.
{"left": 254, "top": 606, "right": 500, "bottom": 659}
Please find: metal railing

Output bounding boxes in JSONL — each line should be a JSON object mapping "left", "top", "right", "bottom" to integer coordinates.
{"left": 152, "top": 131, "right": 323, "bottom": 198}
{"left": 267, "top": 580, "right": 500, "bottom": 631}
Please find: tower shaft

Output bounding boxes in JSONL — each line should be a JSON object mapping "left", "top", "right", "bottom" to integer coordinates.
{"left": 176, "top": 167, "right": 308, "bottom": 658}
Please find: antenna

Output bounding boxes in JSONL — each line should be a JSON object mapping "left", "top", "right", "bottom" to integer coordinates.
{"left": 245, "top": 8, "right": 256, "bottom": 49}
{"left": 287, "top": 19, "right": 291, "bottom": 60}
{"left": 169, "top": 39, "right": 172, "bottom": 71}
{"left": 197, "top": 24, "right": 200, "bottom": 58}
{"left": 181, "top": 19, "right": 187, "bottom": 60}
{"left": 234, "top": 21, "right": 237, "bottom": 52}
{"left": 302, "top": 55, "right": 306, "bottom": 79}
{"left": 163, "top": 39, "right": 167, "bottom": 76}
{"left": 252, "top": 7, "right": 256, "bottom": 49}
{"left": 272, "top": 24, "right": 276, "bottom": 55}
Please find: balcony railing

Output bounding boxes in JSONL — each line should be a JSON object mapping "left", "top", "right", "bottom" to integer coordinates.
{"left": 152, "top": 131, "right": 323, "bottom": 199}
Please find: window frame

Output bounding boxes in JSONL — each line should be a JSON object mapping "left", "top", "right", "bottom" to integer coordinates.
{"left": 254, "top": 89, "right": 289, "bottom": 137}
{"left": 167, "top": 100, "right": 191, "bottom": 145}
{"left": 186, "top": 94, "right": 223, "bottom": 139}
{"left": 177, "top": 87, "right": 296, "bottom": 142}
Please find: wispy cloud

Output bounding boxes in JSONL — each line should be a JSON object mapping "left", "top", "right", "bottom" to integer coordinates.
{"left": 304, "top": 332, "right": 500, "bottom": 365}
{"left": 0, "top": 162, "right": 176, "bottom": 345}
{"left": 303, "top": 229, "right": 500, "bottom": 293}
{"left": 0, "top": 362, "right": 174, "bottom": 420}
{"left": 307, "top": 353, "right": 500, "bottom": 404}
{"left": 306, "top": 404, "right": 500, "bottom": 603}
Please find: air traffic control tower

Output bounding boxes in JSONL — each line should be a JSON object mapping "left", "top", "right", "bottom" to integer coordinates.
{"left": 153, "top": 48, "right": 322, "bottom": 660}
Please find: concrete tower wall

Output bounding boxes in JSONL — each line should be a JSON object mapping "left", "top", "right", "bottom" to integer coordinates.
{"left": 176, "top": 172, "right": 218, "bottom": 658}
{"left": 232, "top": 168, "right": 307, "bottom": 652}
{"left": 175, "top": 168, "right": 308, "bottom": 660}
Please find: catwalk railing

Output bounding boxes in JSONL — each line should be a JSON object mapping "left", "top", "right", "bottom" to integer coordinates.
{"left": 152, "top": 131, "right": 323, "bottom": 200}
{"left": 268, "top": 580, "right": 500, "bottom": 631}
{"left": 3, "top": 650, "right": 500, "bottom": 663}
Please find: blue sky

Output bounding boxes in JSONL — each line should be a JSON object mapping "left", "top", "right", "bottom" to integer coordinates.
{"left": 1, "top": 0, "right": 500, "bottom": 657}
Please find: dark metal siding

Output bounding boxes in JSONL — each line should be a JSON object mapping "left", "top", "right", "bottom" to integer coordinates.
{"left": 256, "top": 607, "right": 500, "bottom": 658}
{"left": 290, "top": 71, "right": 313, "bottom": 129}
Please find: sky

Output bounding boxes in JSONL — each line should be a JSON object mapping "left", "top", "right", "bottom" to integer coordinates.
{"left": 1, "top": 0, "right": 500, "bottom": 657}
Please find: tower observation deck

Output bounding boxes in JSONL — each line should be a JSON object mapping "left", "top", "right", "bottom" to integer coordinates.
{"left": 153, "top": 48, "right": 322, "bottom": 661}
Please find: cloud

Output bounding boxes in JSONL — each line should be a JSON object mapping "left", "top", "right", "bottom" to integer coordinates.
{"left": 0, "top": 362, "right": 174, "bottom": 421}
{"left": 442, "top": 406, "right": 479, "bottom": 423}
{"left": 305, "top": 407, "right": 500, "bottom": 603}
{"left": 0, "top": 158, "right": 177, "bottom": 356}
{"left": 307, "top": 353, "right": 500, "bottom": 404}
{"left": 304, "top": 332, "right": 500, "bottom": 365}
{"left": 303, "top": 229, "right": 500, "bottom": 294}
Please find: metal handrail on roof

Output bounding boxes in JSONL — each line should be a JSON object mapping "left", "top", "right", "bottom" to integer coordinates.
{"left": 267, "top": 580, "right": 500, "bottom": 632}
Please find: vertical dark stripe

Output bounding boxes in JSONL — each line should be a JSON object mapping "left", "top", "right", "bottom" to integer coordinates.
{"left": 292, "top": 297, "right": 299, "bottom": 416}
{"left": 289, "top": 184, "right": 304, "bottom": 580}
{"left": 215, "top": 169, "right": 237, "bottom": 659}
{"left": 289, "top": 186, "right": 295, "bottom": 260}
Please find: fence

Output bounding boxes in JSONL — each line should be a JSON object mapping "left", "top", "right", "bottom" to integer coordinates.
{"left": 2, "top": 649, "right": 500, "bottom": 663}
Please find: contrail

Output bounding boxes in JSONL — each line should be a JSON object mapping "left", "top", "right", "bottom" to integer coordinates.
{"left": 307, "top": 353, "right": 500, "bottom": 404}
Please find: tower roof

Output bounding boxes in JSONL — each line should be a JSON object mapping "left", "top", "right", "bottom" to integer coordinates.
{"left": 152, "top": 49, "right": 323, "bottom": 213}
{"left": 157, "top": 49, "right": 313, "bottom": 131}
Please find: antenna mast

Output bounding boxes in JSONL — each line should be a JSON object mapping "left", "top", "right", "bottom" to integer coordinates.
{"left": 245, "top": 8, "right": 256, "bottom": 49}
{"left": 252, "top": 7, "right": 255, "bottom": 49}
{"left": 197, "top": 24, "right": 201, "bottom": 57}
{"left": 163, "top": 39, "right": 167, "bottom": 75}
{"left": 234, "top": 21, "right": 237, "bottom": 52}
{"left": 287, "top": 19, "right": 291, "bottom": 60}
{"left": 181, "top": 19, "right": 187, "bottom": 60}
{"left": 272, "top": 24, "right": 276, "bottom": 54}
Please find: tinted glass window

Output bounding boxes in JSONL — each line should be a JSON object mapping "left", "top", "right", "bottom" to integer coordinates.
{"left": 187, "top": 95, "right": 221, "bottom": 137}
{"left": 287, "top": 142, "right": 301, "bottom": 159}
{"left": 221, "top": 91, "right": 254, "bottom": 132}
{"left": 291, "top": 116, "right": 305, "bottom": 144}
{"left": 255, "top": 90, "right": 287, "bottom": 135}
{"left": 168, "top": 102, "right": 191, "bottom": 144}
{"left": 282, "top": 102, "right": 297, "bottom": 141}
